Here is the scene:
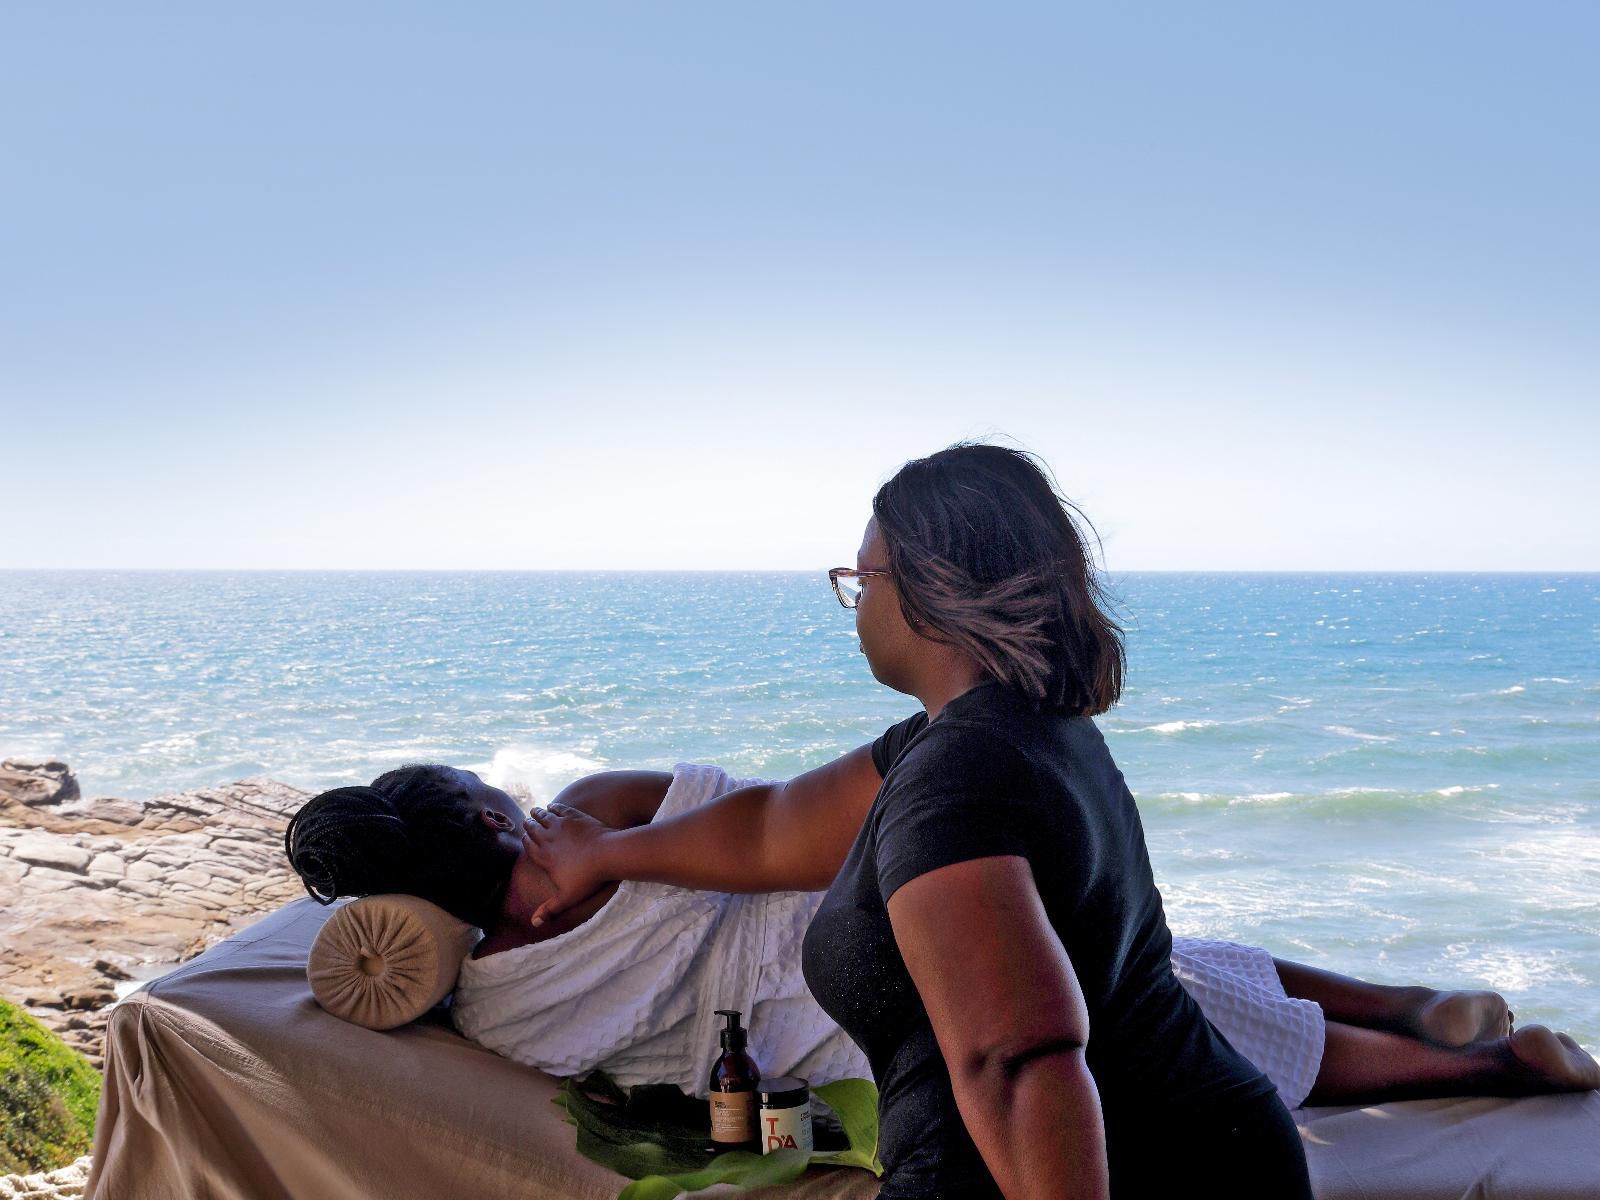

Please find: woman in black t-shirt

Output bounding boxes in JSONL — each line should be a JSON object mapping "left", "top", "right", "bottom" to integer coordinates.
{"left": 794, "top": 444, "right": 1311, "bottom": 1198}
{"left": 527, "top": 442, "right": 1315, "bottom": 1198}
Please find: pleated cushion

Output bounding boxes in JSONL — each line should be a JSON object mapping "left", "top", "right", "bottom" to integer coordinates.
{"left": 307, "top": 894, "right": 478, "bottom": 1030}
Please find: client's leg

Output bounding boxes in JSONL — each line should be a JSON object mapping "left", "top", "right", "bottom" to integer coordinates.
{"left": 1273, "top": 958, "right": 1511, "bottom": 1046}
{"left": 1307, "top": 1021, "right": 1600, "bottom": 1105}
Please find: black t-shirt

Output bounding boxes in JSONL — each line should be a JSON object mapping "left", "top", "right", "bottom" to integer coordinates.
{"left": 800, "top": 681, "right": 1277, "bottom": 1199}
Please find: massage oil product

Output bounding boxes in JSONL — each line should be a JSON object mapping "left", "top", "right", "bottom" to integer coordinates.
{"left": 707, "top": 1009, "right": 761, "bottom": 1153}
{"left": 757, "top": 1076, "right": 813, "bottom": 1155}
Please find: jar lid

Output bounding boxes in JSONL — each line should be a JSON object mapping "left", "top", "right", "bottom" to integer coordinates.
{"left": 757, "top": 1076, "right": 810, "bottom": 1106}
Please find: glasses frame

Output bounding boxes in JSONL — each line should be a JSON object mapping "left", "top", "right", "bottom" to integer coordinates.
{"left": 828, "top": 567, "right": 890, "bottom": 609}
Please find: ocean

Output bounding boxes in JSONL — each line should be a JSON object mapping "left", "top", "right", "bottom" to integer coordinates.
{"left": 3, "top": 570, "right": 1597, "bottom": 1051}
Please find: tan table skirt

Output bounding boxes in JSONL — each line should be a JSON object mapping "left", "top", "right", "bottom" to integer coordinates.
{"left": 82, "top": 898, "right": 1600, "bottom": 1199}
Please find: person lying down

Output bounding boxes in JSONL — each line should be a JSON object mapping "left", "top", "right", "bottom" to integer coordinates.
{"left": 283, "top": 763, "right": 1600, "bottom": 1109}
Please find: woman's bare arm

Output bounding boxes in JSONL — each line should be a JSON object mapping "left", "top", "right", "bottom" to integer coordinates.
{"left": 888, "top": 855, "right": 1108, "bottom": 1200}
{"left": 523, "top": 744, "right": 883, "bottom": 920}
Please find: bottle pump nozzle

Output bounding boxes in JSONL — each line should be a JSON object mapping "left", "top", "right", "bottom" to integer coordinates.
{"left": 715, "top": 1009, "right": 747, "bottom": 1051}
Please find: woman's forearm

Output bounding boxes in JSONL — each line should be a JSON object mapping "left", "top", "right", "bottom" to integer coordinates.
{"left": 955, "top": 1047, "right": 1109, "bottom": 1200}
{"left": 594, "top": 781, "right": 820, "bottom": 893}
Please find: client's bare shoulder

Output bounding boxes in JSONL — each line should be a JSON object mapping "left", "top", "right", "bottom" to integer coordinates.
{"left": 552, "top": 770, "right": 674, "bottom": 828}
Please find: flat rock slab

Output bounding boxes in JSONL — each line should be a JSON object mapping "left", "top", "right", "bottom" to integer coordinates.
{"left": 0, "top": 761, "right": 80, "bottom": 809}
{"left": 0, "top": 763, "right": 313, "bottom": 1070}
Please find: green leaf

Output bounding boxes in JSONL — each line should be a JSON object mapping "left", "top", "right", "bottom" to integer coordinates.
{"left": 553, "top": 1070, "right": 883, "bottom": 1199}
{"left": 810, "top": 1078, "right": 883, "bottom": 1177}
{"left": 617, "top": 1149, "right": 812, "bottom": 1200}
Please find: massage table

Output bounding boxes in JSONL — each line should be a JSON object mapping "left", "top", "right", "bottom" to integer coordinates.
{"left": 82, "top": 898, "right": 1600, "bottom": 1198}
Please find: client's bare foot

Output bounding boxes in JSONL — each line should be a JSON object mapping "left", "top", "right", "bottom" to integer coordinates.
{"left": 1410, "top": 988, "right": 1513, "bottom": 1047}
{"left": 1500, "top": 1025, "right": 1600, "bottom": 1093}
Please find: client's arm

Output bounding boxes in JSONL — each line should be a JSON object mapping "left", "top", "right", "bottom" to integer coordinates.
{"left": 551, "top": 770, "right": 674, "bottom": 830}
{"left": 523, "top": 745, "right": 882, "bottom": 923}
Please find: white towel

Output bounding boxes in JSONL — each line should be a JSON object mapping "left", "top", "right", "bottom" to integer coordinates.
{"left": 451, "top": 764, "right": 870, "bottom": 1096}
{"left": 452, "top": 763, "right": 1327, "bottom": 1108}
{"left": 1170, "top": 938, "right": 1326, "bottom": 1110}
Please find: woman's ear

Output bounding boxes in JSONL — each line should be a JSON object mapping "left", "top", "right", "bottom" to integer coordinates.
{"left": 480, "top": 808, "right": 513, "bottom": 831}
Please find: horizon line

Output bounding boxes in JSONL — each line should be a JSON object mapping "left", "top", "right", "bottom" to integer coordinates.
{"left": 4, "top": 566, "right": 1598, "bottom": 576}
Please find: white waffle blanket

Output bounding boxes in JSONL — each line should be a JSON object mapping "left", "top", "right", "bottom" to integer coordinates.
{"left": 1171, "top": 939, "right": 1325, "bottom": 1109}
{"left": 451, "top": 764, "right": 1326, "bottom": 1108}
{"left": 451, "top": 764, "right": 871, "bottom": 1097}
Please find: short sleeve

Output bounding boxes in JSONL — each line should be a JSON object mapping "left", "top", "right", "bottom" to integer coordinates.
{"left": 870, "top": 712, "right": 929, "bottom": 778}
{"left": 873, "top": 724, "right": 1043, "bottom": 902}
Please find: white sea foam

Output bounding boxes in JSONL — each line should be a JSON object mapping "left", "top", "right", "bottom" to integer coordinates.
{"left": 1497, "top": 685, "right": 1527, "bottom": 695}
{"left": 468, "top": 745, "right": 608, "bottom": 804}
{"left": 1134, "top": 719, "right": 1219, "bottom": 734}
{"left": 1441, "top": 944, "right": 1587, "bottom": 992}
{"left": 1323, "top": 725, "right": 1396, "bottom": 743}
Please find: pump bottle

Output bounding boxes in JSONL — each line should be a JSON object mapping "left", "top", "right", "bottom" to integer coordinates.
{"left": 706, "top": 1009, "right": 761, "bottom": 1152}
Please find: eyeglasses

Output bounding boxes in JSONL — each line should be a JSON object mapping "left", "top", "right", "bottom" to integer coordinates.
{"left": 828, "top": 567, "right": 890, "bottom": 609}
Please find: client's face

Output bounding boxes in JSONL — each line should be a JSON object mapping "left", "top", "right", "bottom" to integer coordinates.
{"left": 445, "top": 767, "right": 554, "bottom": 928}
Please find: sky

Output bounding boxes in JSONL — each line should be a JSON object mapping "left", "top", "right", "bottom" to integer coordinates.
{"left": 2, "top": 3, "right": 1596, "bottom": 571}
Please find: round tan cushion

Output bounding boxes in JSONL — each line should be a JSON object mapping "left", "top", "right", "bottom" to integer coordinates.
{"left": 307, "top": 894, "right": 479, "bottom": 1030}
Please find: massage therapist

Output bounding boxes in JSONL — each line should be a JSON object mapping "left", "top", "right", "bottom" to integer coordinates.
{"left": 525, "top": 443, "right": 1314, "bottom": 1198}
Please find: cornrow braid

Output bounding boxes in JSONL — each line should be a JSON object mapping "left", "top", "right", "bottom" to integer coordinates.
{"left": 283, "top": 763, "right": 518, "bottom": 930}
{"left": 282, "top": 784, "right": 414, "bottom": 902}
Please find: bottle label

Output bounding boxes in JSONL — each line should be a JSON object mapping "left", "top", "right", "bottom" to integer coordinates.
{"left": 709, "top": 1091, "right": 758, "bottom": 1143}
{"left": 760, "top": 1101, "right": 814, "bottom": 1155}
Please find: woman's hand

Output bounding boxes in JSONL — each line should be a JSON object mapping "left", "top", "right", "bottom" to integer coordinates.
{"left": 521, "top": 802, "right": 615, "bottom": 927}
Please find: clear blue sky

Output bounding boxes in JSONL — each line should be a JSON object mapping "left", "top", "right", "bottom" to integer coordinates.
{"left": 3, "top": 3, "right": 1595, "bottom": 570}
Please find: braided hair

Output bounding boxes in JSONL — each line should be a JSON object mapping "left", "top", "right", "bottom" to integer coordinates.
{"left": 283, "top": 764, "right": 519, "bottom": 930}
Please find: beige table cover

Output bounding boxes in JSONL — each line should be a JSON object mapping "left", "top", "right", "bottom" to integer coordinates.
{"left": 83, "top": 898, "right": 1600, "bottom": 1199}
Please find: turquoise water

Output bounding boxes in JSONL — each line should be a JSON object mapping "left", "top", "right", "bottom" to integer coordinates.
{"left": 3, "top": 570, "right": 1597, "bottom": 1050}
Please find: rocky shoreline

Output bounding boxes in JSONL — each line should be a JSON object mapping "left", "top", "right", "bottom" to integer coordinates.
{"left": 1, "top": 758, "right": 313, "bottom": 1191}
{"left": 0, "top": 1157, "right": 93, "bottom": 1200}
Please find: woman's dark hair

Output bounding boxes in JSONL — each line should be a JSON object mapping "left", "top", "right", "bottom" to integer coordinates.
{"left": 282, "top": 764, "right": 518, "bottom": 930}
{"left": 873, "top": 441, "right": 1126, "bottom": 715}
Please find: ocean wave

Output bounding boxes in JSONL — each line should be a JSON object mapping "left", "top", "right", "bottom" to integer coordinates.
{"left": 468, "top": 744, "right": 608, "bottom": 803}
{"left": 1323, "top": 725, "right": 1396, "bottom": 743}
{"left": 1134, "top": 719, "right": 1220, "bottom": 734}
{"left": 1139, "top": 784, "right": 1503, "bottom": 817}
{"left": 1440, "top": 944, "right": 1587, "bottom": 992}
